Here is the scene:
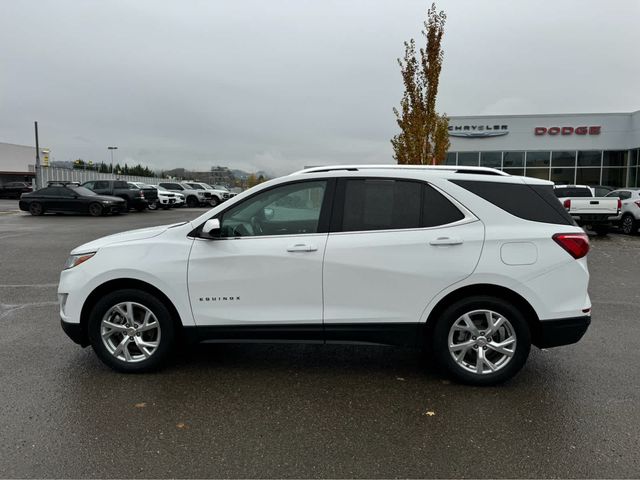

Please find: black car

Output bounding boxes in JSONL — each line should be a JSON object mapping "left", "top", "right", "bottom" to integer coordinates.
{"left": 0, "top": 181, "right": 33, "bottom": 199}
{"left": 19, "top": 183, "right": 126, "bottom": 216}
{"left": 81, "top": 180, "right": 148, "bottom": 211}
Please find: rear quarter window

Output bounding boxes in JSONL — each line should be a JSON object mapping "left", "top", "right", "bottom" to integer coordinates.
{"left": 452, "top": 180, "right": 575, "bottom": 225}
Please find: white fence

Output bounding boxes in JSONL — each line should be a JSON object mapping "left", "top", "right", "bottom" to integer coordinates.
{"left": 37, "top": 166, "right": 165, "bottom": 187}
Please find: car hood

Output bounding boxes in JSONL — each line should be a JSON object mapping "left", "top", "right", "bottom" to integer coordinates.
{"left": 91, "top": 194, "right": 126, "bottom": 202}
{"left": 71, "top": 222, "right": 187, "bottom": 254}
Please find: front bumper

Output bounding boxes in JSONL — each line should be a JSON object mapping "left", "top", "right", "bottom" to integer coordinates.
{"left": 61, "top": 318, "right": 89, "bottom": 347}
{"left": 535, "top": 315, "right": 591, "bottom": 348}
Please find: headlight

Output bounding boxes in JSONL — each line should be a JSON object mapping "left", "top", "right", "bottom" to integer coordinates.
{"left": 101, "top": 200, "right": 112, "bottom": 204}
{"left": 64, "top": 252, "right": 96, "bottom": 269}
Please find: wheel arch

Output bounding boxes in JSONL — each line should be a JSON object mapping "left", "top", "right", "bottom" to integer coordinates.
{"left": 423, "top": 283, "right": 541, "bottom": 345}
{"left": 78, "top": 278, "right": 184, "bottom": 346}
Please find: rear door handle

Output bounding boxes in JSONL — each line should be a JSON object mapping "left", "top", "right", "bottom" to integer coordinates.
{"left": 287, "top": 243, "right": 318, "bottom": 252}
{"left": 429, "top": 236, "right": 463, "bottom": 246}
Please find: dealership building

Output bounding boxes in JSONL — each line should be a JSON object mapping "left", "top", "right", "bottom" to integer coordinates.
{"left": 446, "top": 110, "right": 640, "bottom": 188}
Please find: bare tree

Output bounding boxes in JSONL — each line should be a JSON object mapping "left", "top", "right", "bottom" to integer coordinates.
{"left": 392, "top": 3, "right": 450, "bottom": 165}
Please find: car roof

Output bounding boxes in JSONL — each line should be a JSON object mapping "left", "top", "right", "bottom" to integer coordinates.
{"left": 288, "top": 164, "right": 552, "bottom": 186}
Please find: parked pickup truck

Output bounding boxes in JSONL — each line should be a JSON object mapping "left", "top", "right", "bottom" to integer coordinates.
{"left": 82, "top": 180, "right": 148, "bottom": 211}
{"left": 0, "top": 181, "right": 33, "bottom": 199}
{"left": 554, "top": 184, "right": 621, "bottom": 235}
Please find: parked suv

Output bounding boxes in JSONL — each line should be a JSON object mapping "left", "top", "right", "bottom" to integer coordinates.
{"left": 158, "top": 181, "right": 210, "bottom": 207}
{"left": 606, "top": 188, "right": 640, "bottom": 235}
{"left": 183, "top": 182, "right": 230, "bottom": 207}
{"left": 82, "top": 180, "right": 148, "bottom": 211}
{"left": 58, "top": 166, "right": 591, "bottom": 385}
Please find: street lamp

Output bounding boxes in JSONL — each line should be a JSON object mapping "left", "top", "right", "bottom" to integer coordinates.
{"left": 107, "top": 146, "right": 118, "bottom": 173}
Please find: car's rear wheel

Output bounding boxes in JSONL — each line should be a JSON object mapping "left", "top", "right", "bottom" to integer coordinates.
{"left": 621, "top": 214, "right": 637, "bottom": 235}
{"left": 88, "top": 289, "right": 176, "bottom": 372}
{"left": 148, "top": 201, "right": 158, "bottom": 211}
{"left": 186, "top": 196, "right": 199, "bottom": 208}
{"left": 29, "top": 202, "right": 44, "bottom": 216}
{"left": 432, "top": 296, "right": 531, "bottom": 386}
{"left": 88, "top": 202, "right": 103, "bottom": 217}
{"left": 209, "top": 197, "right": 220, "bottom": 207}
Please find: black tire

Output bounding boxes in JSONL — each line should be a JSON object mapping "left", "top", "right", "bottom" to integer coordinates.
{"left": 186, "top": 196, "right": 199, "bottom": 208}
{"left": 88, "top": 202, "right": 103, "bottom": 217}
{"left": 29, "top": 202, "right": 44, "bottom": 216}
{"left": 148, "top": 201, "right": 158, "bottom": 211}
{"left": 209, "top": 196, "right": 220, "bottom": 207}
{"left": 593, "top": 225, "right": 609, "bottom": 236}
{"left": 432, "top": 295, "right": 531, "bottom": 386}
{"left": 621, "top": 214, "right": 637, "bottom": 235}
{"left": 88, "top": 289, "right": 176, "bottom": 373}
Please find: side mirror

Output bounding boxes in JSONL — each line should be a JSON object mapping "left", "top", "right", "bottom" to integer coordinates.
{"left": 201, "top": 218, "right": 221, "bottom": 238}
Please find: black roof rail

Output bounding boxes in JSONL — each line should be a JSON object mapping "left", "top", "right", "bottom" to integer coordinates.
{"left": 46, "top": 180, "right": 81, "bottom": 186}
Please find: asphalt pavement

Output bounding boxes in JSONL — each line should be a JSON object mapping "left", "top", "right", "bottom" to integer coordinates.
{"left": 0, "top": 198, "right": 639, "bottom": 478}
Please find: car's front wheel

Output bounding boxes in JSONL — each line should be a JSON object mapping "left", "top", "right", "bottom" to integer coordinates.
{"left": 621, "top": 214, "right": 637, "bottom": 235}
{"left": 432, "top": 296, "right": 531, "bottom": 386}
{"left": 88, "top": 289, "right": 176, "bottom": 372}
{"left": 29, "top": 202, "right": 44, "bottom": 216}
{"left": 88, "top": 202, "right": 103, "bottom": 217}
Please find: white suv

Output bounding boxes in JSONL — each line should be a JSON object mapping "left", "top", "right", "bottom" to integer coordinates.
{"left": 58, "top": 165, "right": 591, "bottom": 385}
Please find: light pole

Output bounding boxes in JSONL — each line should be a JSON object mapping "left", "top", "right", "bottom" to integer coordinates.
{"left": 107, "top": 146, "right": 118, "bottom": 173}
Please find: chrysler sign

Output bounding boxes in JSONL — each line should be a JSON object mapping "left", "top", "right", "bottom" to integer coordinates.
{"left": 535, "top": 126, "right": 601, "bottom": 136}
{"left": 448, "top": 124, "right": 509, "bottom": 138}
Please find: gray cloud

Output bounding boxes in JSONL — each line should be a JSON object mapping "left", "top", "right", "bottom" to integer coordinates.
{"left": 1, "top": 0, "right": 638, "bottom": 176}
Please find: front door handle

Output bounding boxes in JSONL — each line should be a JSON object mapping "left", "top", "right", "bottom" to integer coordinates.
{"left": 287, "top": 243, "right": 318, "bottom": 252}
{"left": 429, "top": 236, "right": 463, "bottom": 246}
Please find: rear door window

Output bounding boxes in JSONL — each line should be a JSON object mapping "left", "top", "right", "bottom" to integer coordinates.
{"left": 337, "top": 179, "right": 465, "bottom": 232}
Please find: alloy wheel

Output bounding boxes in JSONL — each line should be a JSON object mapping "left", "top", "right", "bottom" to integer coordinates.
{"left": 622, "top": 216, "right": 635, "bottom": 235}
{"left": 29, "top": 202, "right": 43, "bottom": 215}
{"left": 448, "top": 309, "right": 517, "bottom": 375}
{"left": 100, "top": 302, "right": 161, "bottom": 362}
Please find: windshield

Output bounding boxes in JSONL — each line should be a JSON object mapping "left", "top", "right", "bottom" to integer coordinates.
{"left": 155, "top": 185, "right": 168, "bottom": 192}
{"left": 188, "top": 183, "right": 204, "bottom": 190}
{"left": 71, "top": 186, "right": 97, "bottom": 196}
{"left": 214, "top": 185, "right": 229, "bottom": 191}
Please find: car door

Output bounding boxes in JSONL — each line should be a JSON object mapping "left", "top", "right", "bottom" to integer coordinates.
{"left": 188, "top": 179, "right": 333, "bottom": 335}
{"left": 91, "top": 180, "right": 111, "bottom": 195}
{"left": 322, "top": 177, "right": 484, "bottom": 343}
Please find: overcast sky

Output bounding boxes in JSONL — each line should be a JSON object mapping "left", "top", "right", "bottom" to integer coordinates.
{"left": 1, "top": 0, "right": 639, "bottom": 175}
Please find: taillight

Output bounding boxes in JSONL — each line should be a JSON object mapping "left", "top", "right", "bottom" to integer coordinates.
{"left": 563, "top": 199, "right": 571, "bottom": 210}
{"left": 617, "top": 199, "right": 622, "bottom": 211}
{"left": 553, "top": 233, "right": 590, "bottom": 259}
{"left": 635, "top": 200, "right": 640, "bottom": 209}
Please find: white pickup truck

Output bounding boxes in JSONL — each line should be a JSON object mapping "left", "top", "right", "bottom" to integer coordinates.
{"left": 554, "top": 185, "right": 621, "bottom": 235}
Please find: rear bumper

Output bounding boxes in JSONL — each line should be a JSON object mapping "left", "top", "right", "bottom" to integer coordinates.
{"left": 571, "top": 214, "right": 613, "bottom": 225}
{"left": 535, "top": 315, "right": 591, "bottom": 348}
{"left": 61, "top": 318, "right": 88, "bottom": 347}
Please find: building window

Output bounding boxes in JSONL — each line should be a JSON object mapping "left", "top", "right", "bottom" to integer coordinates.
{"left": 480, "top": 152, "right": 501, "bottom": 168}
{"left": 445, "top": 152, "right": 457, "bottom": 165}
{"left": 577, "top": 150, "right": 602, "bottom": 167}
{"left": 576, "top": 168, "right": 601, "bottom": 185}
{"left": 551, "top": 168, "right": 575, "bottom": 184}
{"left": 503, "top": 151, "right": 524, "bottom": 168}
{"left": 552, "top": 151, "right": 576, "bottom": 167}
{"left": 503, "top": 168, "right": 524, "bottom": 177}
{"left": 601, "top": 168, "right": 626, "bottom": 187}
{"left": 525, "top": 168, "right": 550, "bottom": 180}
{"left": 458, "top": 152, "right": 479, "bottom": 166}
{"left": 603, "top": 151, "right": 628, "bottom": 167}
{"left": 526, "top": 151, "right": 551, "bottom": 168}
